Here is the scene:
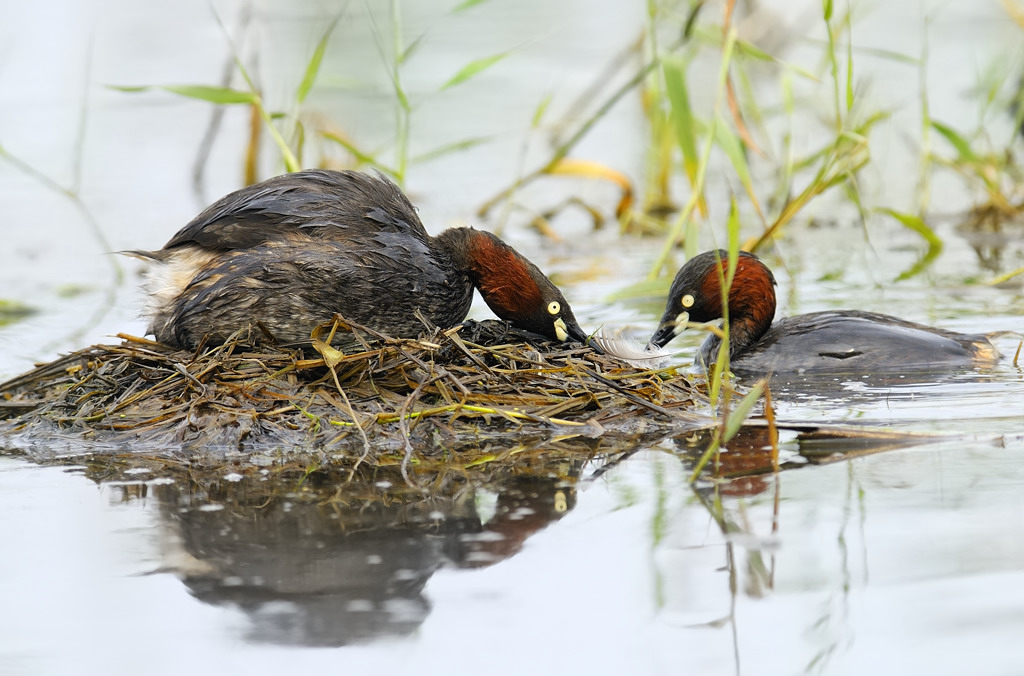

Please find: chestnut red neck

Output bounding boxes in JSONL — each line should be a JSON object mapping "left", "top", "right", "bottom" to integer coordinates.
{"left": 702, "top": 253, "right": 777, "bottom": 355}
{"left": 433, "top": 227, "right": 592, "bottom": 346}
{"left": 443, "top": 228, "right": 544, "bottom": 318}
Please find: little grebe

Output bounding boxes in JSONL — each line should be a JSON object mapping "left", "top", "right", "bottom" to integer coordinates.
{"left": 134, "top": 170, "right": 594, "bottom": 350}
{"left": 648, "top": 249, "right": 998, "bottom": 375}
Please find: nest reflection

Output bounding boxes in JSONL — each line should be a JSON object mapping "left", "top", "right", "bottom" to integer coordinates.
{"left": 39, "top": 420, "right": 938, "bottom": 647}
{"left": 78, "top": 437, "right": 615, "bottom": 646}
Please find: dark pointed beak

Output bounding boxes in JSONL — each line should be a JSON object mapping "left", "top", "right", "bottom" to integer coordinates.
{"left": 647, "top": 322, "right": 679, "bottom": 351}
{"left": 565, "top": 318, "right": 604, "bottom": 355}
{"left": 584, "top": 335, "right": 605, "bottom": 355}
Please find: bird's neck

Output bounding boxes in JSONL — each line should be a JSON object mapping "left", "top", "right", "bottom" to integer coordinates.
{"left": 728, "top": 313, "right": 771, "bottom": 357}
{"left": 725, "top": 261, "right": 777, "bottom": 356}
{"left": 699, "top": 309, "right": 774, "bottom": 369}
{"left": 434, "top": 228, "right": 542, "bottom": 320}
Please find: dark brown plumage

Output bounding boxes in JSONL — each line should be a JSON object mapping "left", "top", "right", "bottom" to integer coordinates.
{"left": 134, "top": 170, "right": 593, "bottom": 350}
{"left": 649, "top": 250, "right": 998, "bottom": 375}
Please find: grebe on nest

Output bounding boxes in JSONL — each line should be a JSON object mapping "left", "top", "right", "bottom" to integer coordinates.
{"left": 133, "top": 170, "right": 595, "bottom": 351}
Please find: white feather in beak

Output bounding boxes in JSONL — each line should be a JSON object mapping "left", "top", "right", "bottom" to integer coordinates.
{"left": 592, "top": 327, "right": 674, "bottom": 369}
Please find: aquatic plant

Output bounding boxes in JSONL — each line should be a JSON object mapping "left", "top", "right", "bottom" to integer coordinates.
{"left": 113, "top": 1, "right": 506, "bottom": 187}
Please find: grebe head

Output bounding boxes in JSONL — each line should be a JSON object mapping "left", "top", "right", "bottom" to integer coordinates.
{"left": 648, "top": 249, "right": 777, "bottom": 351}
{"left": 435, "top": 228, "right": 595, "bottom": 348}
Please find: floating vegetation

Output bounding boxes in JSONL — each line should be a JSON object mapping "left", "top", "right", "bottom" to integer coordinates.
{"left": 0, "top": 299, "right": 38, "bottom": 328}
{"left": 0, "top": 310, "right": 946, "bottom": 495}
{"left": 0, "top": 318, "right": 711, "bottom": 471}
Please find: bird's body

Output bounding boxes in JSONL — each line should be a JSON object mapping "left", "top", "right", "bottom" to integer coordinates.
{"left": 700, "top": 309, "right": 996, "bottom": 376}
{"left": 649, "top": 250, "right": 998, "bottom": 376}
{"left": 135, "top": 170, "right": 591, "bottom": 350}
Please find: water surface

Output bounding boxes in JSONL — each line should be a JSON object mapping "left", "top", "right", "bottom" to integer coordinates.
{"left": 2, "top": 1, "right": 1024, "bottom": 674}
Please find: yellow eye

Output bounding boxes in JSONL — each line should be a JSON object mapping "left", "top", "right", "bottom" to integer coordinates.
{"left": 681, "top": 294, "right": 695, "bottom": 308}
{"left": 547, "top": 301, "right": 561, "bottom": 315}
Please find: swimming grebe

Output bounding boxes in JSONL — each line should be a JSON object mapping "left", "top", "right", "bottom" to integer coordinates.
{"left": 135, "top": 170, "right": 594, "bottom": 350}
{"left": 647, "top": 249, "right": 998, "bottom": 375}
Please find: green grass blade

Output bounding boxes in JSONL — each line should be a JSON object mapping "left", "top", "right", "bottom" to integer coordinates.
{"left": 441, "top": 52, "right": 509, "bottom": 91}
{"left": 364, "top": 0, "right": 410, "bottom": 112}
{"left": 878, "top": 208, "right": 943, "bottom": 280}
{"left": 723, "top": 381, "right": 765, "bottom": 443}
{"left": 650, "top": 28, "right": 738, "bottom": 277}
{"left": 400, "top": 33, "right": 426, "bottom": 64}
{"left": 726, "top": 34, "right": 818, "bottom": 80}
{"left": 877, "top": 208, "right": 942, "bottom": 249}
{"left": 322, "top": 131, "right": 399, "bottom": 174}
{"left": 109, "top": 84, "right": 256, "bottom": 104}
{"left": 845, "top": 15, "right": 854, "bottom": 112}
{"left": 732, "top": 37, "right": 775, "bottom": 63}
{"left": 931, "top": 121, "right": 978, "bottom": 162}
{"left": 894, "top": 246, "right": 942, "bottom": 282}
{"left": 683, "top": 213, "right": 701, "bottom": 260}
{"left": 987, "top": 266, "right": 1024, "bottom": 285}
{"left": 394, "top": 80, "right": 411, "bottom": 110}
{"left": 713, "top": 119, "right": 762, "bottom": 218}
{"left": 203, "top": 7, "right": 299, "bottom": 173}
{"left": 795, "top": 38, "right": 918, "bottom": 66}
{"left": 688, "top": 432, "right": 721, "bottom": 483}
{"left": 725, "top": 196, "right": 741, "bottom": 282}
{"left": 453, "top": 0, "right": 490, "bottom": 11}
{"left": 296, "top": 18, "right": 339, "bottom": 104}
{"left": 411, "top": 136, "right": 491, "bottom": 164}
{"left": 663, "top": 56, "right": 699, "bottom": 184}
{"left": 531, "top": 91, "right": 553, "bottom": 129}
{"left": 162, "top": 84, "right": 257, "bottom": 104}
{"left": 917, "top": 23, "right": 932, "bottom": 213}
{"left": 709, "top": 335, "right": 729, "bottom": 407}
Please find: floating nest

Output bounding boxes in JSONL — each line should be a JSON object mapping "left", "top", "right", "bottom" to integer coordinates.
{"left": 0, "top": 317, "right": 713, "bottom": 471}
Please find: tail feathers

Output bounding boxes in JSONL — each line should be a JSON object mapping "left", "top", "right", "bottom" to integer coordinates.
{"left": 117, "top": 249, "right": 163, "bottom": 262}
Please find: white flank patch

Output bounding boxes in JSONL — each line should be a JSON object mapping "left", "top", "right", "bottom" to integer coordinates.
{"left": 140, "top": 246, "right": 218, "bottom": 322}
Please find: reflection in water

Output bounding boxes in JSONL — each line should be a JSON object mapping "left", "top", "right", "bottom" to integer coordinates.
{"left": 660, "top": 423, "right": 938, "bottom": 674}
{"left": 106, "top": 452, "right": 588, "bottom": 647}
{"left": 668, "top": 423, "right": 934, "bottom": 497}
{"left": 956, "top": 210, "right": 1018, "bottom": 274}
{"left": 58, "top": 421, "right": 960, "bottom": 662}
{"left": 761, "top": 367, "right": 1008, "bottom": 399}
